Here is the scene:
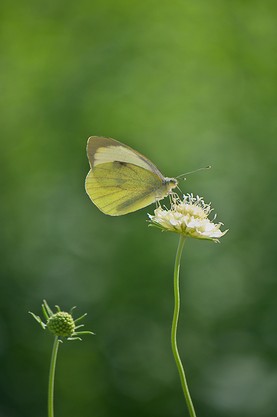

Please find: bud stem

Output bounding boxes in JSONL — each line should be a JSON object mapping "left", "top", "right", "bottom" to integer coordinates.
{"left": 48, "top": 336, "right": 60, "bottom": 417}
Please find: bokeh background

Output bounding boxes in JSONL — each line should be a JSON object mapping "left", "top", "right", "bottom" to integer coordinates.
{"left": 1, "top": 1, "right": 276, "bottom": 416}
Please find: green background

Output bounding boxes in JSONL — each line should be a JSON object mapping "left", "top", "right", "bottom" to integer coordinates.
{"left": 1, "top": 1, "right": 276, "bottom": 416}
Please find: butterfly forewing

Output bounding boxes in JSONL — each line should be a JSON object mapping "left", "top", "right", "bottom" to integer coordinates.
{"left": 87, "top": 136, "right": 164, "bottom": 176}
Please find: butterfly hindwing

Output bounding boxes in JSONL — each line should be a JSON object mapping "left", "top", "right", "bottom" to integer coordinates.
{"left": 85, "top": 161, "right": 166, "bottom": 216}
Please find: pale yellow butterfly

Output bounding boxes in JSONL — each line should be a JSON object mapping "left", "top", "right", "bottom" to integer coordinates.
{"left": 85, "top": 136, "right": 178, "bottom": 216}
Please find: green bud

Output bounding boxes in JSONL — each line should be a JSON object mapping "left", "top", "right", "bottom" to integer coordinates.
{"left": 30, "top": 300, "right": 94, "bottom": 341}
{"left": 47, "top": 312, "right": 75, "bottom": 337}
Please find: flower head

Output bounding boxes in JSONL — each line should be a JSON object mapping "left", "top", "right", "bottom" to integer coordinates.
{"left": 29, "top": 300, "right": 94, "bottom": 341}
{"left": 148, "top": 193, "right": 228, "bottom": 242}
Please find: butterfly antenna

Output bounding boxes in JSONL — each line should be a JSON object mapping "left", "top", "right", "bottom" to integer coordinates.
{"left": 176, "top": 165, "right": 211, "bottom": 180}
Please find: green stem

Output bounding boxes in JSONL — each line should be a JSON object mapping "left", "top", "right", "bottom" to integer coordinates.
{"left": 171, "top": 235, "right": 196, "bottom": 417}
{"left": 48, "top": 336, "right": 59, "bottom": 417}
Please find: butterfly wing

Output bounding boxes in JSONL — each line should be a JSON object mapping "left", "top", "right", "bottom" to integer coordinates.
{"left": 85, "top": 136, "right": 169, "bottom": 216}
{"left": 85, "top": 161, "right": 167, "bottom": 215}
{"left": 86, "top": 136, "right": 164, "bottom": 177}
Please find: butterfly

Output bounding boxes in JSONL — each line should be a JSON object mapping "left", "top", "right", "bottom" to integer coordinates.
{"left": 85, "top": 136, "right": 178, "bottom": 216}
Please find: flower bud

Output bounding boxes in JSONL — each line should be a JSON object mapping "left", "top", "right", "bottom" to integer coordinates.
{"left": 47, "top": 312, "right": 75, "bottom": 337}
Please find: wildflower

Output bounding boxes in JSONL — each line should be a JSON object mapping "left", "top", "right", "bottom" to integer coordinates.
{"left": 148, "top": 193, "right": 228, "bottom": 417}
{"left": 148, "top": 193, "right": 228, "bottom": 242}
{"left": 30, "top": 300, "right": 94, "bottom": 417}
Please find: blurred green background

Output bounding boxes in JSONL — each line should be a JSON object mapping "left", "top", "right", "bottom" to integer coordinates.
{"left": 1, "top": 0, "right": 276, "bottom": 416}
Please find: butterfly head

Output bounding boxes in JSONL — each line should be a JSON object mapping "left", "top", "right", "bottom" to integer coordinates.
{"left": 163, "top": 177, "right": 178, "bottom": 193}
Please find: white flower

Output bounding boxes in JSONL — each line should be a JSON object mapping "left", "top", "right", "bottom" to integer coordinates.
{"left": 148, "top": 194, "right": 228, "bottom": 242}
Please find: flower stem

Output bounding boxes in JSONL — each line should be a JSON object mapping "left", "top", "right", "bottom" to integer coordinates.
{"left": 171, "top": 235, "right": 196, "bottom": 417}
{"left": 48, "top": 336, "right": 59, "bottom": 417}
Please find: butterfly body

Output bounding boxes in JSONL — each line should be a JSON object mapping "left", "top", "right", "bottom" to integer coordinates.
{"left": 85, "top": 136, "right": 178, "bottom": 216}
